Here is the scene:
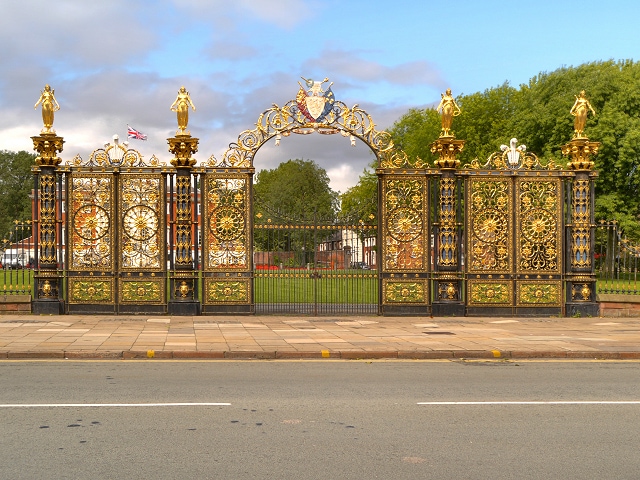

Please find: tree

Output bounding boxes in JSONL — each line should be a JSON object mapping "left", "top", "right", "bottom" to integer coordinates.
{"left": 0, "top": 150, "right": 35, "bottom": 241}
{"left": 254, "top": 159, "right": 338, "bottom": 222}
{"left": 253, "top": 159, "right": 339, "bottom": 261}
{"left": 339, "top": 163, "right": 378, "bottom": 264}
{"left": 386, "top": 108, "right": 441, "bottom": 165}
{"left": 386, "top": 60, "right": 640, "bottom": 239}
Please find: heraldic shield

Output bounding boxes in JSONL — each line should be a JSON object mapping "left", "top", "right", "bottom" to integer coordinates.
{"left": 296, "top": 77, "right": 335, "bottom": 122}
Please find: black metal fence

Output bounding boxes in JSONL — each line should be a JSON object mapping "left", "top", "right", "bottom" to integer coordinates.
{"left": 253, "top": 222, "right": 378, "bottom": 314}
{"left": 0, "top": 220, "right": 34, "bottom": 296}
{"left": 595, "top": 221, "right": 640, "bottom": 295}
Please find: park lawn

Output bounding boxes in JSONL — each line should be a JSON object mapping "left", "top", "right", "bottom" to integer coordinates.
{"left": 596, "top": 277, "right": 640, "bottom": 294}
{"left": 5, "top": 268, "right": 640, "bottom": 302}
{"left": 254, "top": 269, "right": 378, "bottom": 304}
{"left": 0, "top": 268, "right": 34, "bottom": 295}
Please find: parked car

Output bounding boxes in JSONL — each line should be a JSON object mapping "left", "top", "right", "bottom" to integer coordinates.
{"left": 351, "top": 262, "right": 370, "bottom": 269}
{"left": 1, "top": 250, "right": 24, "bottom": 269}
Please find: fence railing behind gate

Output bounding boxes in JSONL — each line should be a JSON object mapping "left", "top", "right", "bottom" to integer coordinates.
{"left": 0, "top": 220, "right": 34, "bottom": 297}
{"left": 595, "top": 221, "right": 640, "bottom": 295}
{"left": 253, "top": 221, "right": 378, "bottom": 315}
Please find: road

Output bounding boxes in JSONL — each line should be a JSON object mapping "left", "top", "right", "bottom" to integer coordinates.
{"left": 1, "top": 360, "right": 640, "bottom": 479}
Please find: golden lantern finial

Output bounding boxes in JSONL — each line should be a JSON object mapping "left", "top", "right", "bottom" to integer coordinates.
{"left": 34, "top": 84, "right": 60, "bottom": 134}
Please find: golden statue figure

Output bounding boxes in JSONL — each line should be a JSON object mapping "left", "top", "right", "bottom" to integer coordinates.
{"left": 34, "top": 84, "right": 60, "bottom": 134}
{"left": 170, "top": 86, "right": 196, "bottom": 134}
{"left": 436, "top": 88, "right": 461, "bottom": 136}
{"left": 570, "top": 90, "right": 596, "bottom": 138}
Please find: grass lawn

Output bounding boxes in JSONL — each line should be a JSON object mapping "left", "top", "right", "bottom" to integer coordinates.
{"left": 6, "top": 268, "right": 640, "bottom": 302}
{"left": 254, "top": 269, "right": 378, "bottom": 304}
{"left": 596, "top": 275, "right": 640, "bottom": 294}
{"left": 0, "top": 268, "right": 34, "bottom": 295}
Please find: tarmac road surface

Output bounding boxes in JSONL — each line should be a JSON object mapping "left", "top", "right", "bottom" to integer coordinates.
{"left": 1, "top": 360, "right": 640, "bottom": 479}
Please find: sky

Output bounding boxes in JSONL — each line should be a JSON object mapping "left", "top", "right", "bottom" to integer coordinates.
{"left": 1, "top": 0, "right": 638, "bottom": 193}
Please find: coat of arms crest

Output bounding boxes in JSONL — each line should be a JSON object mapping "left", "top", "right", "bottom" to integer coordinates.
{"left": 296, "top": 77, "right": 335, "bottom": 123}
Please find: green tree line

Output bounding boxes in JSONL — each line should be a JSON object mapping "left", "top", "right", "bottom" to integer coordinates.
{"left": 3, "top": 61, "right": 640, "bottom": 244}
{"left": 0, "top": 150, "right": 35, "bottom": 242}
{"left": 385, "top": 60, "right": 640, "bottom": 238}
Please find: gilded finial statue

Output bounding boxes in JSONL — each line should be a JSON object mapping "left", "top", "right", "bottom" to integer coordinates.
{"left": 570, "top": 90, "right": 596, "bottom": 138}
{"left": 34, "top": 84, "right": 60, "bottom": 134}
{"left": 436, "top": 88, "right": 461, "bottom": 137}
{"left": 170, "top": 86, "right": 196, "bottom": 135}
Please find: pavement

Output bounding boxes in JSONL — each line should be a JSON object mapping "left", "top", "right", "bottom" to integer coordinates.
{"left": 1, "top": 313, "right": 640, "bottom": 360}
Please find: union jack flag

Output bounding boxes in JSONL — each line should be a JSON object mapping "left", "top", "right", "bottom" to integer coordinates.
{"left": 127, "top": 125, "right": 147, "bottom": 141}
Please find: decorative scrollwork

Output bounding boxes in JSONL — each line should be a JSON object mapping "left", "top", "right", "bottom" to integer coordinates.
{"left": 67, "top": 145, "right": 166, "bottom": 168}
{"left": 467, "top": 179, "right": 511, "bottom": 272}
{"left": 384, "top": 281, "right": 425, "bottom": 303}
{"left": 122, "top": 205, "right": 158, "bottom": 242}
{"left": 571, "top": 179, "right": 591, "bottom": 268}
{"left": 469, "top": 281, "right": 511, "bottom": 305}
{"left": 382, "top": 178, "right": 425, "bottom": 270}
{"left": 70, "top": 175, "right": 114, "bottom": 269}
{"left": 517, "top": 180, "right": 560, "bottom": 273}
{"left": 73, "top": 205, "right": 110, "bottom": 241}
{"left": 120, "top": 176, "right": 163, "bottom": 269}
{"left": 204, "top": 176, "right": 248, "bottom": 269}
{"left": 518, "top": 282, "right": 561, "bottom": 305}
{"left": 465, "top": 138, "right": 560, "bottom": 170}
{"left": 205, "top": 90, "right": 412, "bottom": 169}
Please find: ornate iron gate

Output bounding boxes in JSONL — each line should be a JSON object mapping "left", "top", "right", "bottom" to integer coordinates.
{"left": 29, "top": 80, "right": 600, "bottom": 317}
{"left": 63, "top": 146, "right": 167, "bottom": 314}
{"left": 252, "top": 209, "right": 378, "bottom": 315}
{"left": 200, "top": 170, "right": 253, "bottom": 314}
{"left": 379, "top": 172, "right": 432, "bottom": 315}
{"left": 465, "top": 174, "right": 565, "bottom": 315}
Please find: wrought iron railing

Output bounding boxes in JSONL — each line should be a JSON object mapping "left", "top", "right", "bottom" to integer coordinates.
{"left": 0, "top": 220, "right": 35, "bottom": 296}
{"left": 595, "top": 221, "right": 640, "bottom": 295}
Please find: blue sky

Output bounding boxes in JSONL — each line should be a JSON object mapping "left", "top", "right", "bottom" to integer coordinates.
{"left": 1, "top": 0, "right": 638, "bottom": 192}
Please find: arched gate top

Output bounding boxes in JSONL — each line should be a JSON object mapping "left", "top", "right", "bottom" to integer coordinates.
{"left": 204, "top": 78, "right": 420, "bottom": 169}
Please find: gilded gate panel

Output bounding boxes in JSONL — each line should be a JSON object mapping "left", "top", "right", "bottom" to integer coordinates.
{"left": 120, "top": 174, "right": 164, "bottom": 271}
{"left": 205, "top": 279, "right": 251, "bottom": 304}
{"left": 468, "top": 280, "right": 512, "bottom": 306}
{"left": 466, "top": 175, "right": 563, "bottom": 308}
{"left": 516, "top": 178, "right": 562, "bottom": 275}
{"left": 466, "top": 178, "right": 512, "bottom": 274}
{"left": 203, "top": 175, "right": 249, "bottom": 271}
{"left": 69, "top": 174, "right": 114, "bottom": 271}
{"left": 381, "top": 177, "right": 427, "bottom": 271}
{"left": 118, "top": 173, "right": 166, "bottom": 305}
{"left": 69, "top": 278, "right": 114, "bottom": 304}
{"left": 383, "top": 279, "right": 427, "bottom": 304}
{"left": 517, "top": 281, "right": 562, "bottom": 306}
{"left": 120, "top": 279, "right": 165, "bottom": 303}
{"left": 203, "top": 173, "right": 251, "bottom": 306}
{"left": 68, "top": 173, "right": 115, "bottom": 305}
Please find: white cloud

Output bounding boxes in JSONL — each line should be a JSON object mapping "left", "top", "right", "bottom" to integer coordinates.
{"left": 304, "top": 48, "right": 447, "bottom": 89}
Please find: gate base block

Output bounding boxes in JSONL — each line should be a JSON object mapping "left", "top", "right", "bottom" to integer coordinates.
{"left": 466, "top": 307, "right": 563, "bottom": 317}
{"left": 32, "top": 299, "right": 64, "bottom": 315}
{"left": 168, "top": 301, "right": 201, "bottom": 316}
{"left": 565, "top": 302, "right": 599, "bottom": 318}
{"left": 431, "top": 303, "right": 465, "bottom": 317}
{"left": 202, "top": 305, "right": 254, "bottom": 315}
{"left": 381, "top": 306, "right": 430, "bottom": 316}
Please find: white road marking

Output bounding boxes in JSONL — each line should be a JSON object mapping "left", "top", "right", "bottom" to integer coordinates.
{"left": 0, "top": 402, "right": 231, "bottom": 408}
{"left": 418, "top": 401, "right": 640, "bottom": 405}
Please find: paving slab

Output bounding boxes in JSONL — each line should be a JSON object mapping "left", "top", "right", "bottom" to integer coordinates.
{"left": 0, "top": 314, "right": 639, "bottom": 360}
